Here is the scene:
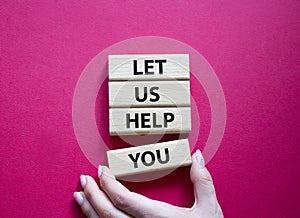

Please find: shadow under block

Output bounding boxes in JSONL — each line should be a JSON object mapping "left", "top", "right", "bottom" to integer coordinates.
{"left": 108, "top": 54, "right": 189, "bottom": 81}
{"left": 107, "top": 139, "right": 192, "bottom": 178}
{"left": 109, "top": 107, "right": 191, "bottom": 135}
{"left": 109, "top": 81, "right": 190, "bottom": 107}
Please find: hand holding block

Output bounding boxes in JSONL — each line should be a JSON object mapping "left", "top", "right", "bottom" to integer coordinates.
{"left": 109, "top": 54, "right": 189, "bottom": 81}
{"left": 107, "top": 139, "right": 191, "bottom": 178}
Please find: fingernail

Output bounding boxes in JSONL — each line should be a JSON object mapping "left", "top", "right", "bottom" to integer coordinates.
{"left": 80, "top": 175, "right": 86, "bottom": 188}
{"left": 98, "top": 165, "right": 102, "bottom": 178}
{"left": 195, "top": 149, "right": 205, "bottom": 168}
{"left": 73, "top": 192, "right": 84, "bottom": 206}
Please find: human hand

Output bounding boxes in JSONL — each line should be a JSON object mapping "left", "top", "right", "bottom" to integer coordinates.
{"left": 74, "top": 149, "right": 223, "bottom": 218}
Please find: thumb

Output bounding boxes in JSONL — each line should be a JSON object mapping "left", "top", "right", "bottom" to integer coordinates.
{"left": 190, "top": 150, "right": 218, "bottom": 211}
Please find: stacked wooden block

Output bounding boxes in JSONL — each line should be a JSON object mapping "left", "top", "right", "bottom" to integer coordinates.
{"left": 108, "top": 54, "right": 192, "bottom": 178}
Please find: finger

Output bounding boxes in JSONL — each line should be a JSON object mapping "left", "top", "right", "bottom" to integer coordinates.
{"left": 80, "top": 175, "right": 130, "bottom": 218}
{"left": 190, "top": 149, "right": 215, "bottom": 199}
{"left": 190, "top": 150, "right": 222, "bottom": 216}
{"left": 98, "top": 165, "right": 188, "bottom": 217}
{"left": 74, "top": 191, "right": 99, "bottom": 218}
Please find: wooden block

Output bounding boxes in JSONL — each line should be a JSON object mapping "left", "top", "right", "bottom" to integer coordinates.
{"left": 109, "top": 81, "right": 190, "bottom": 107}
{"left": 109, "top": 107, "right": 191, "bottom": 135}
{"left": 109, "top": 54, "right": 189, "bottom": 81}
{"left": 107, "top": 139, "right": 191, "bottom": 178}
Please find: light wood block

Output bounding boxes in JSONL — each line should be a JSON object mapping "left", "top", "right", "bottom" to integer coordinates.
{"left": 109, "top": 54, "right": 189, "bottom": 81}
{"left": 109, "top": 81, "right": 190, "bottom": 107}
{"left": 109, "top": 107, "right": 191, "bottom": 135}
{"left": 107, "top": 139, "right": 191, "bottom": 178}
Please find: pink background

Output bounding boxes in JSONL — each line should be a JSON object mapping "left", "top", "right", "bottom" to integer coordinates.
{"left": 1, "top": 1, "right": 299, "bottom": 217}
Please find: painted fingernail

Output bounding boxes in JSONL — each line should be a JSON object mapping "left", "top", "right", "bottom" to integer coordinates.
{"left": 98, "top": 165, "right": 102, "bottom": 178}
{"left": 80, "top": 175, "right": 86, "bottom": 188}
{"left": 73, "top": 192, "right": 84, "bottom": 206}
{"left": 196, "top": 149, "right": 205, "bottom": 168}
